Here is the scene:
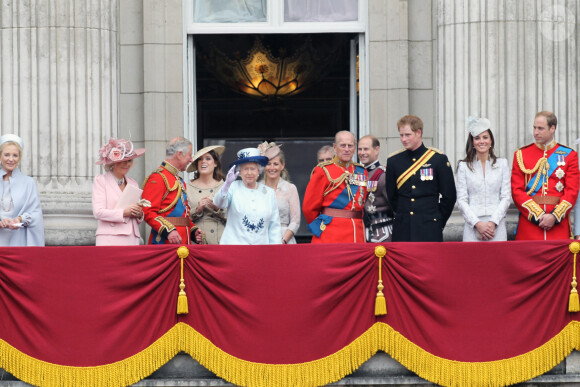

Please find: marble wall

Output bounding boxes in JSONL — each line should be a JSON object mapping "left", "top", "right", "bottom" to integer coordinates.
{"left": 0, "top": 0, "right": 118, "bottom": 244}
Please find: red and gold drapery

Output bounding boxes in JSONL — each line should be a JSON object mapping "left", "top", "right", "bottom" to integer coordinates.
{"left": 1, "top": 241, "right": 580, "bottom": 387}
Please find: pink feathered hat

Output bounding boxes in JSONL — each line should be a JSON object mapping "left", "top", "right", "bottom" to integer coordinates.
{"left": 96, "top": 138, "right": 146, "bottom": 165}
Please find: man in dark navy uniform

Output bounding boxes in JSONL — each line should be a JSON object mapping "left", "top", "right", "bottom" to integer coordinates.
{"left": 385, "top": 115, "right": 456, "bottom": 241}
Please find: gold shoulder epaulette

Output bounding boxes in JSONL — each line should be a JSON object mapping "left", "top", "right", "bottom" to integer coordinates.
{"left": 352, "top": 161, "right": 364, "bottom": 168}
{"left": 428, "top": 147, "right": 444, "bottom": 154}
{"left": 557, "top": 143, "right": 573, "bottom": 151}
{"left": 387, "top": 148, "right": 405, "bottom": 158}
{"left": 316, "top": 160, "right": 334, "bottom": 168}
{"left": 142, "top": 167, "right": 164, "bottom": 189}
{"left": 517, "top": 143, "right": 534, "bottom": 151}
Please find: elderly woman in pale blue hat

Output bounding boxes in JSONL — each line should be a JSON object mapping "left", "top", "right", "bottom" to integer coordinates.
{"left": 213, "top": 148, "right": 281, "bottom": 244}
{"left": 0, "top": 134, "right": 45, "bottom": 246}
{"left": 456, "top": 115, "right": 511, "bottom": 241}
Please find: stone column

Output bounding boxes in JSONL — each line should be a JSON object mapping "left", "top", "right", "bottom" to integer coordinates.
{"left": 0, "top": 0, "right": 118, "bottom": 244}
{"left": 436, "top": 0, "right": 579, "bottom": 166}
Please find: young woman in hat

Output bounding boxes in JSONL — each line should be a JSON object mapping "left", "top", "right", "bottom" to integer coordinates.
{"left": 0, "top": 134, "right": 45, "bottom": 246}
{"left": 456, "top": 115, "right": 511, "bottom": 241}
{"left": 92, "top": 138, "right": 146, "bottom": 246}
{"left": 213, "top": 147, "right": 281, "bottom": 244}
{"left": 186, "top": 145, "right": 227, "bottom": 245}
{"left": 258, "top": 142, "right": 300, "bottom": 244}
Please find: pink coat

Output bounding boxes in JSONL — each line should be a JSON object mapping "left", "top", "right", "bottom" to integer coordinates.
{"left": 92, "top": 172, "right": 142, "bottom": 244}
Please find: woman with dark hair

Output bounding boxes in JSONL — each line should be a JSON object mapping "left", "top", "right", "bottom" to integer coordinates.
{"left": 186, "top": 146, "right": 227, "bottom": 245}
{"left": 456, "top": 115, "right": 511, "bottom": 241}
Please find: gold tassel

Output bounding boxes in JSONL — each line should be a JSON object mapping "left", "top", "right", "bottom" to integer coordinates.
{"left": 568, "top": 242, "right": 580, "bottom": 312}
{"left": 177, "top": 246, "right": 190, "bottom": 315}
{"left": 374, "top": 245, "right": 387, "bottom": 316}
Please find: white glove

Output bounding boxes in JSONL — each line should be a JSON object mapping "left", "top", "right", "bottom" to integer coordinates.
{"left": 222, "top": 165, "right": 239, "bottom": 194}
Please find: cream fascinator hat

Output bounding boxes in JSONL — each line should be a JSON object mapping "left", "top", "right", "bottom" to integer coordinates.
{"left": 467, "top": 114, "right": 491, "bottom": 137}
{"left": 257, "top": 141, "right": 282, "bottom": 160}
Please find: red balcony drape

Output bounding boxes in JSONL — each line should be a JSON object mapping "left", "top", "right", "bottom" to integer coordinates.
{"left": 0, "top": 241, "right": 579, "bottom": 387}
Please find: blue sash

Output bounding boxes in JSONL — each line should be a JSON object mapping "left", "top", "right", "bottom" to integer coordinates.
{"left": 526, "top": 146, "right": 571, "bottom": 196}
{"left": 151, "top": 179, "right": 189, "bottom": 245}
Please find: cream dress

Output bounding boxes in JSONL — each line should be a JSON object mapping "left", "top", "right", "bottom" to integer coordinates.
{"left": 187, "top": 180, "right": 226, "bottom": 245}
{"left": 456, "top": 158, "right": 511, "bottom": 241}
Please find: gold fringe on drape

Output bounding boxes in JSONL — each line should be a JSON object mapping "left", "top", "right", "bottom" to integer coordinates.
{"left": 2, "top": 322, "right": 580, "bottom": 387}
{"left": 0, "top": 325, "right": 181, "bottom": 387}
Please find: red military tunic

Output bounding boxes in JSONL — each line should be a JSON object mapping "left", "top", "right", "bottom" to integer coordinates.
{"left": 511, "top": 140, "right": 579, "bottom": 240}
{"left": 142, "top": 161, "right": 196, "bottom": 244}
{"left": 303, "top": 157, "right": 368, "bottom": 243}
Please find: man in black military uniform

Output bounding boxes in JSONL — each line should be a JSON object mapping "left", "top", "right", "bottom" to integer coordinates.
{"left": 385, "top": 115, "right": 456, "bottom": 241}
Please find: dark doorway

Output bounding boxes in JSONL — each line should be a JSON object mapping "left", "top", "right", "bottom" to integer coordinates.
{"left": 193, "top": 33, "right": 357, "bottom": 241}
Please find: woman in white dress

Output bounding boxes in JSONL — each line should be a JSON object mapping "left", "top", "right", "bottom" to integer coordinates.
{"left": 214, "top": 148, "right": 281, "bottom": 245}
{"left": 456, "top": 115, "right": 511, "bottom": 241}
{"left": 258, "top": 142, "right": 300, "bottom": 244}
{"left": 186, "top": 145, "right": 227, "bottom": 245}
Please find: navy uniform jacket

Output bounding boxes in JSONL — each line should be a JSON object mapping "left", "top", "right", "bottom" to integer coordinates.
{"left": 385, "top": 143, "right": 457, "bottom": 241}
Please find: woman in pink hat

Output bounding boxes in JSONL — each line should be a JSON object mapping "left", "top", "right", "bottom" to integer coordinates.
{"left": 92, "top": 138, "right": 146, "bottom": 246}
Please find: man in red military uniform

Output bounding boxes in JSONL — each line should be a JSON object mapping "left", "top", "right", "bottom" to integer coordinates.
{"left": 511, "top": 111, "right": 579, "bottom": 240}
{"left": 142, "top": 137, "right": 203, "bottom": 244}
{"left": 303, "top": 131, "right": 368, "bottom": 243}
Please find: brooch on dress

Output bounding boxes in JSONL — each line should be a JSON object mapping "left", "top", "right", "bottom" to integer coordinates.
{"left": 242, "top": 216, "right": 264, "bottom": 233}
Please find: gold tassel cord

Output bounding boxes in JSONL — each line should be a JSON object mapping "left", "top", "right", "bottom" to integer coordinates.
{"left": 176, "top": 246, "right": 190, "bottom": 315}
{"left": 569, "top": 242, "right": 580, "bottom": 312}
{"left": 374, "top": 245, "right": 387, "bottom": 316}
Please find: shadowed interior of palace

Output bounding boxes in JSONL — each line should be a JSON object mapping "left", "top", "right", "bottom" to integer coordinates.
{"left": 194, "top": 33, "right": 357, "bottom": 241}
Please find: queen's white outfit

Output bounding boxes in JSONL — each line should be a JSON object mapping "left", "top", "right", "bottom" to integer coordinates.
{"left": 456, "top": 158, "right": 511, "bottom": 241}
{"left": 214, "top": 180, "right": 281, "bottom": 245}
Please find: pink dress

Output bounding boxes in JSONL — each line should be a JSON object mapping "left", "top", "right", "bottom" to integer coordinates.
{"left": 92, "top": 172, "right": 142, "bottom": 246}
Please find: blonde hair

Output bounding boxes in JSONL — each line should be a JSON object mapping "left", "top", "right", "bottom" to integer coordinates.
{"left": 0, "top": 141, "right": 23, "bottom": 157}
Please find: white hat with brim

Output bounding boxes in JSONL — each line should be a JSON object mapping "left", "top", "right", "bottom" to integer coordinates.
{"left": 230, "top": 147, "right": 268, "bottom": 169}
{"left": 186, "top": 145, "right": 226, "bottom": 173}
{"left": 467, "top": 116, "right": 492, "bottom": 137}
{"left": 0, "top": 134, "right": 23, "bottom": 149}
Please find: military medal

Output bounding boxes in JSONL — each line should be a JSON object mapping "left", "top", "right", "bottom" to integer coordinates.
{"left": 320, "top": 223, "right": 326, "bottom": 231}
{"left": 367, "top": 180, "right": 378, "bottom": 192}
{"left": 420, "top": 168, "right": 426, "bottom": 181}
{"left": 555, "top": 168, "right": 565, "bottom": 179}
{"left": 557, "top": 154, "right": 566, "bottom": 166}
{"left": 556, "top": 181, "right": 564, "bottom": 192}
{"left": 368, "top": 192, "right": 375, "bottom": 202}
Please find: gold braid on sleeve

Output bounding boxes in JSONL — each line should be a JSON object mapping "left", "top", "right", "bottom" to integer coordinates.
{"left": 552, "top": 200, "right": 572, "bottom": 223}
{"left": 516, "top": 150, "right": 549, "bottom": 195}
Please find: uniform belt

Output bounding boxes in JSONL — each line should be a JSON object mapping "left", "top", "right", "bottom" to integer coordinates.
{"left": 165, "top": 217, "right": 191, "bottom": 227}
{"left": 532, "top": 195, "right": 560, "bottom": 205}
{"left": 321, "top": 207, "right": 363, "bottom": 219}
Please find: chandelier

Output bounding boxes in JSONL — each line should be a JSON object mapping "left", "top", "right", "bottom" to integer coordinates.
{"left": 197, "top": 35, "right": 342, "bottom": 102}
